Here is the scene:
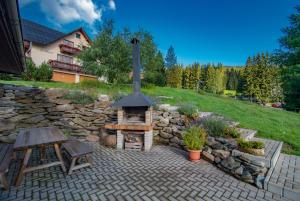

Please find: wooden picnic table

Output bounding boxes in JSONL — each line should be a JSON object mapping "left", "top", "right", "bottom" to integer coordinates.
{"left": 13, "top": 127, "right": 67, "bottom": 186}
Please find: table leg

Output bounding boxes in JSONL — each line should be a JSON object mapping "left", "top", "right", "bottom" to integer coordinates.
{"left": 86, "top": 155, "right": 93, "bottom": 165}
{"left": 0, "top": 173, "right": 9, "bottom": 190}
{"left": 68, "top": 157, "right": 77, "bottom": 175}
{"left": 54, "top": 143, "right": 66, "bottom": 172}
{"left": 39, "top": 145, "right": 46, "bottom": 162}
{"left": 15, "top": 148, "right": 32, "bottom": 186}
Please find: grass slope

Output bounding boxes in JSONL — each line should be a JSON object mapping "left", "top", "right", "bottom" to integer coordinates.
{"left": 1, "top": 80, "right": 300, "bottom": 155}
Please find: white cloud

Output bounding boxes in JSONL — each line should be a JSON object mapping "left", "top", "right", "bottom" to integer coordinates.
{"left": 21, "top": 0, "right": 117, "bottom": 31}
{"left": 108, "top": 0, "right": 116, "bottom": 10}
{"left": 39, "top": 0, "right": 102, "bottom": 25}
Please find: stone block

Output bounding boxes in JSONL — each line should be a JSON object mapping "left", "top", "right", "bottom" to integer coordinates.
{"left": 73, "top": 118, "right": 92, "bottom": 128}
{"left": 0, "top": 120, "right": 15, "bottom": 132}
{"left": 202, "top": 151, "right": 215, "bottom": 163}
{"left": 24, "top": 115, "right": 46, "bottom": 124}
{"left": 56, "top": 104, "right": 74, "bottom": 112}
{"left": 159, "top": 131, "right": 173, "bottom": 139}
{"left": 212, "top": 150, "right": 230, "bottom": 159}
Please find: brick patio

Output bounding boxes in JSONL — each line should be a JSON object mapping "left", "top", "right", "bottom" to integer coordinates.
{"left": 0, "top": 143, "right": 291, "bottom": 201}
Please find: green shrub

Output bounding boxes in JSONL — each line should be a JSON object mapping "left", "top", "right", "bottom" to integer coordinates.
{"left": 223, "top": 90, "right": 237, "bottom": 96}
{"left": 202, "top": 118, "right": 227, "bottom": 137}
{"left": 177, "top": 103, "right": 198, "bottom": 118}
{"left": 63, "top": 91, "right": 95, "bottom": 104}
{"left": 80, "top": 80, "right": 105, "bottom": 89}
{"left": 22, "top": 60, "right": 53, "bottom": 82}
{"left": 197, "top": 89, "right": 205, "bottom": 95}
{"left": 22, "top": 59, "right": 36, "bottom": 81}
{"left": 0, "top": 73, "right": 13, "bottom": 80}
{"left": 237, "top": 139, "right": 265, "bottom": 149}
{"left": 111, "top": 92, "right": 127, "bottom": 101}
{"left": 224, "top": 127, "right": 240, "bottom": 138}
{"left": 33, "top": 62, "right": 53, "bottom": 81}
{"left": 183, "top": 126, "right": 207, "bottom": 150}
{"left": 142, "top": 82, "right": 155, "bottom": 89}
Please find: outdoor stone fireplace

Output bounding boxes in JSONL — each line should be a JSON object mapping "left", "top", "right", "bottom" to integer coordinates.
{"left": 105, "top": 38, "right": 154, "bottom": 151}
{"left": 115, "top": 106, "right": 153, "bottom": 151}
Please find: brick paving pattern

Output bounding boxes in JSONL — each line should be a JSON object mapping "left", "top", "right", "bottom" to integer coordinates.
{"left": 0, "top": 143, "right": 292, "bottom": 201}
{"left": 266, "top": 154, "right": 300, "bottom": 200}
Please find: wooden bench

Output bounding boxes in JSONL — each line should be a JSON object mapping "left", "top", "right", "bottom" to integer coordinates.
{"left": 0, "top": 144, "right": 14, "bottom": 190}
{"left": 62, "top": 141, "right": 93, "bottom": 175}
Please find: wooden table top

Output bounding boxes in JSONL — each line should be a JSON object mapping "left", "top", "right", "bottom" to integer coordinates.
{"left": 14, "top": 127, "right": 66, "bottom": 150}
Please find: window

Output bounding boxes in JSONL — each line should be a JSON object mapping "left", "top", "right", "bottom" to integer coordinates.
{"left": 57, "top": 54, "right": 73, "bottom": 64}
{"left": 76, "top": 33, "right": 81, "bottom": 39}
{"left": 62, "top": 39, "right": 74, "bottom": 47}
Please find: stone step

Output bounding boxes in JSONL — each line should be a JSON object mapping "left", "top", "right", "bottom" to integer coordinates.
{"left": 264, "top": 154, "right": 300, "bottom": 201}
{"left": 232, "top": 137, "right": 282, "bottom": 168}
{"left": 238, "top": 128, "right": 257, "bottom": 140}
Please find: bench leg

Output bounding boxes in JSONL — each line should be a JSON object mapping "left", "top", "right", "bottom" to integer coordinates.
{"left": 15, "top": 148, "right": 32, "bottom": 186}
{"left": 54, "top": 143, "right": 66, "bottom": 173}
{"left": 0, "top": 173, "right": 9, "bottom": 191}
{"left": 86, "top": 155, "right": 92, "bottom": 166}
{"left": 12, "top": 152, "right": 17, "bottom": 160}
{"left": 68, "top": 157, "right": 77, "bottom": 175}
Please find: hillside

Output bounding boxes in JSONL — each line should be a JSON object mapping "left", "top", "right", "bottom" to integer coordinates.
{"left": 1, "top": 80, "right": 300, "bottom": 155}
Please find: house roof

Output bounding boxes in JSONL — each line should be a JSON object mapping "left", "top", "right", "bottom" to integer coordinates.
{"left": 21, "top": 19, "right": 65, "bottom": 45}
{"left": 21, "top": 19, "right": 92, "bottom": 45}
{"left": 0, "top": 0, "right": 25, "bottom": 75}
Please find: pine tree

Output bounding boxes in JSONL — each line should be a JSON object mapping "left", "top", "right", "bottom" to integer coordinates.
{"left": 182, "top": 67, "right": 190, "bottom": 89}
{"left": 226, "top": 69, "right": 239, "bottom": 90}
{"left": 165, "top": 46, "right": 177, "bottom": 68}
{"left": 166, "top": 64, "right": 183, "bottom": 88}
{"left": 243, "top": 53, "right": 282, "bottom": 104}
{"left": 189, "top": 63, "right": 201, "bottom": 89}
{"left": 243, "top": 56, "right": 256, "bottom": 101}
{"left": 215, "top": 66, "right": 226, "bottom": 93}
{"left": 274, "top": 6, "right": 300, "bottom": 111}
{"left": 204, "top": 64, "right": 216, "bottom": 93}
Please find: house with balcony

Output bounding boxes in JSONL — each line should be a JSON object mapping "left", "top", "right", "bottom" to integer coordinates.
{"left": 21, "top": 19, "right": 97, "bottom": 83}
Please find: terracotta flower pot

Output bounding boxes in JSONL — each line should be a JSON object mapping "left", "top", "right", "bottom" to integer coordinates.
{"left": 188, "top": 150, "right": 201, "bottom": 161}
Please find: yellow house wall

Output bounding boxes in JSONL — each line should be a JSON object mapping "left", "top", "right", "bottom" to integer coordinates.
{"left": 30, "top": 31, "right": 90, "bottom": 66}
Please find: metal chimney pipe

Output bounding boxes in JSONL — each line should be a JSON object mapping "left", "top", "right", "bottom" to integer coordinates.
{"left": 131, "top": 38, "right": 141, "bottom": 94}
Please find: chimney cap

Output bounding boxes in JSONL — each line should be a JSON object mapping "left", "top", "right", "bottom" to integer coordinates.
{"left": 131, "top": 38, "right": 139, "bottom": 44}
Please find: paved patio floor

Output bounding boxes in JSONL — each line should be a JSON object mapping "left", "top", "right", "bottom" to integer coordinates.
{"left": 0, "top": 143, "right": 290, "bottom": 201}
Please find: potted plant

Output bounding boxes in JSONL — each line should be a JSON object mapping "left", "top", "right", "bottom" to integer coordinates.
{"left": 183, "top": 126, "right": 207, "bottom": 161}
{"left": 237, "top": 138, "right": 265, "bottom": 156}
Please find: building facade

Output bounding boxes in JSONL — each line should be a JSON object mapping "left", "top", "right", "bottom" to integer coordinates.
{"left": 22, "top": 19, "right": 97, "bottom": 83}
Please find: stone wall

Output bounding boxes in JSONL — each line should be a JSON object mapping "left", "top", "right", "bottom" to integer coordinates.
{"left": 0, "top": 84, "right": 114, "bottom": 143}
{"left": 152, "top": 107, "right": 188, "bottom": 148}
{"left": 0, "top": 84, "right": 267, "bottom": 188}
{"left": 203, "top": 136, "right": 267, "bottom": 188}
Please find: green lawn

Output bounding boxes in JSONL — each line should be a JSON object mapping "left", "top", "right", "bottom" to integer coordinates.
{"left": 1, "top": 80, "right": 300, "bottom": 155}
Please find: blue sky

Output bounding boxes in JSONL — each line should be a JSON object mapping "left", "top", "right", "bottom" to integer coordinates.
{"left": 20, "top": 0, "right": 298, "bottom": 66}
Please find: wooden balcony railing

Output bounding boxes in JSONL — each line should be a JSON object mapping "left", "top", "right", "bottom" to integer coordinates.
{"left": 59, "top": 44, "right": 81, "bottom": 55}
{"left": 48, "top": 60, "right": 83, "bottom": 73}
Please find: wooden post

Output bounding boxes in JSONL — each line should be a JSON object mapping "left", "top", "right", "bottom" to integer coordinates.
{"left": 39, "top": 145, "right": 46, "bottom": 161}
{"left": 86, "top": 155, "right": 92, "bottom": 165}
{"left": 15, "top": 148, "right": 32, "bottom": 186}
{"left": 54, "top": 143, "right": 66, "bottom": 172}
{"left": 68, "top": 158, "right": 77, "bottom": 175}
{"left": 0, "top": 173, "right": 9, "bottom": 190}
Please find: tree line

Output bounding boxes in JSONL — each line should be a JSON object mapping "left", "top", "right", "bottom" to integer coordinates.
{"left": 165, "top": 56, "right": 281, "bottom": 105}
{"left": 78, "top": 20, "right": 166, "bottom": 86}
{"left": 79, "top": 5, "right": 300, "bottom": 111}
